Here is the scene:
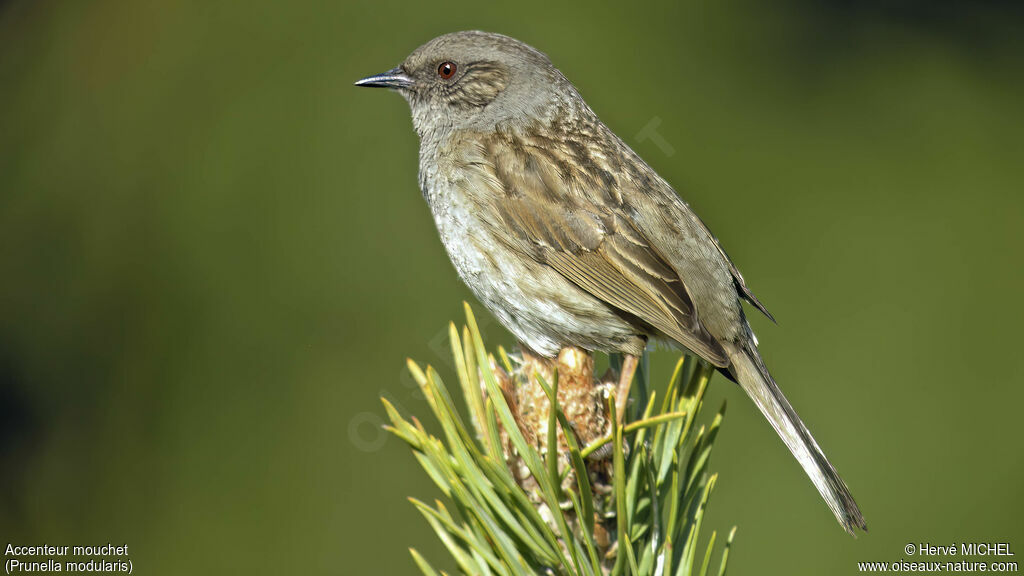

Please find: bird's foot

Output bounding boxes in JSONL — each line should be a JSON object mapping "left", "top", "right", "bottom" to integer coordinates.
{"left": 615, "top": 354, "right": 639, "bottom": 427}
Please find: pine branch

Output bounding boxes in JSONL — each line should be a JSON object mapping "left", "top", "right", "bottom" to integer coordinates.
{"left": 385, "top": 304, "right": 736, "bottom": 576}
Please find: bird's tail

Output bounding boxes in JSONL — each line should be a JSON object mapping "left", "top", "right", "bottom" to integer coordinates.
{"left": 725, "top": 340, "right": 867, "bottom": 535}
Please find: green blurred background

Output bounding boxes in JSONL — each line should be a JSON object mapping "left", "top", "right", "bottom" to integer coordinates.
{"left": 1, "top": 0, "right": 1021, "bottom": 574}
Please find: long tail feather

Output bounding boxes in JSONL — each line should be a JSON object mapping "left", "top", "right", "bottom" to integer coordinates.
{"left": 726, "top": 341, "right": 867, "bottom": 535}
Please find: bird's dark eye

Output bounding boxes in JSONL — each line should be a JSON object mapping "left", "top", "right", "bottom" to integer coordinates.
{"left": 437, "top": 61, "right": 456, "bottom": 79}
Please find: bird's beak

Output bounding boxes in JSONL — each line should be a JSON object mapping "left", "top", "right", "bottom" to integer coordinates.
{"left": 354, "top": 67, "right": 414, "bottom": 89}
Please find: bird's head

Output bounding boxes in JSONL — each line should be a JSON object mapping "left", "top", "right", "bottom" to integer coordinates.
{"left": 355, "top": 31, "right": 580, "bottom": 138}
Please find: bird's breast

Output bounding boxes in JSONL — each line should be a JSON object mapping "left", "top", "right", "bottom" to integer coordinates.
{"left": 416, "top": 147, "right": 644, "bottom": 357}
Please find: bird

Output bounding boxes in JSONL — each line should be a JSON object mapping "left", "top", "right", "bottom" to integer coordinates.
{"left": 355, "top": 30, "right": 866, "bottom": 535}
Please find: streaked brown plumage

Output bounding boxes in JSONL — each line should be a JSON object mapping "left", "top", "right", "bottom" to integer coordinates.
{"left": 356, "top": 30, "right": 866, "bottom": 535}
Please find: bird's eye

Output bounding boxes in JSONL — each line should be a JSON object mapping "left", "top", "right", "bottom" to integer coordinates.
{"left": 437, "top": 61, "right": 456, "bottom": 79}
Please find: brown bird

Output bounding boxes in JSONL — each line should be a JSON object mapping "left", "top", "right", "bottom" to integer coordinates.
{"left": 356, "top": 30, "right": 866, "bottom": 535}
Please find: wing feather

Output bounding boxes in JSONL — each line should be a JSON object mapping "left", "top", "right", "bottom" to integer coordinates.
{"left": 472, "top": 135, "right": 728, "bottom": 365}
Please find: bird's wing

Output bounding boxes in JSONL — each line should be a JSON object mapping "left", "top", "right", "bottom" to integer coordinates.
{"left": 466, "top": 134, "right": 728, "bottom": 366}
{"left": 688, "top": 212, "right": 775, "bottom": 323}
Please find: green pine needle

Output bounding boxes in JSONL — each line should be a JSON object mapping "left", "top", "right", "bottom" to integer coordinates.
{"left": 383, "top": 304, "right": 737, "bottom": 575}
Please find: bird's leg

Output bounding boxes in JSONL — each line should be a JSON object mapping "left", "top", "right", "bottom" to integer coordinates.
{"left": 615, "top": 354, "right": 639, "bottom": 425}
